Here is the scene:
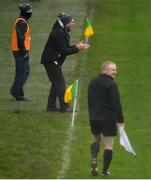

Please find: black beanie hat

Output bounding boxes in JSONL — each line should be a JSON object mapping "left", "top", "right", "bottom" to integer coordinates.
{"left": 58, "top": 12, "right": 73, "bottom": 25}
{"left": 18, "top": 3, "right": 32, "bottom": 14}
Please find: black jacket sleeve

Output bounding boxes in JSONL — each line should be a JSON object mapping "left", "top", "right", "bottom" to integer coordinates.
{"left": 15, "top": 19, "right": 27, "bottom": 55}
{"left": 109, "top": 82, "right": 124, "bottom": 123}
{"left": 54, "top": 29, "right": 78, "bottom": 56}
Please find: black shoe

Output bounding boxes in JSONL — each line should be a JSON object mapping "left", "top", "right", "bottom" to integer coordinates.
{"left": 91, "top": 158, "right": 98, "bottom": 176}
{"left": 60, "top": 107, "right": 73, "bottom": 113}
{"left": 60, "top": 106, "right": 79, "bottom": 113}
{"left": 10, "top": 89, "right": 15, "bottom": 98}
{"left": 102, "top": 171, "right": 110, "bottom": 177}
{"left": 46, "top": 107, "right": 60, "bottom": 112}
{"left": 16, "top": 96, "right": 29, "bottom": 101}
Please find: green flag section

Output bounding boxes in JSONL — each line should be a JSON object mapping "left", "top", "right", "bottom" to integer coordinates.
{"left": 64, "top": 80, "right": 78, "bottom": 103}
{"left": 84, "top": 18, "right": 94, "bottom": 37}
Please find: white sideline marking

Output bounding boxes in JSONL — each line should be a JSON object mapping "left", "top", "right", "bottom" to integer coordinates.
{"left": 57, "top": 1, "right": 95, "bottom": 178}
{"left": 57, "top": 126, "right": 75, "bottom": 179}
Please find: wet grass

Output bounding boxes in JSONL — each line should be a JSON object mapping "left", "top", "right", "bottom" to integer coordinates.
{"left": 0, "top": 0, "right": 151, "bottom": 178}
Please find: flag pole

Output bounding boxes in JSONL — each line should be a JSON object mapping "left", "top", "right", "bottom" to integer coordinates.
{"left": 71, "top": 80, "right": 78, "bottom": 127}
{"left": 85, "top": 36, "right": 88, "bottom": 43}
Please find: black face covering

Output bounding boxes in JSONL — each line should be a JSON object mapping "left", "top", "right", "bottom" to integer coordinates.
{"left": 25, "top": 12, "right": 32, "bottom": 19}
{"left": 21, "top": 12, "right": 32, "bottom": 19}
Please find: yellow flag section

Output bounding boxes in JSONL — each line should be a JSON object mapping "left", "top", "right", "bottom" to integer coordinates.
{"left": 84, "top": 18, "right": 94, "bottom": 37}
{"left": 64, "top": 80, "right": 78, "bottom": 103}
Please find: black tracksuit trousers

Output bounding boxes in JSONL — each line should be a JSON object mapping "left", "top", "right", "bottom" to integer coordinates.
{"left": 43, "top": 62, "right": 67, "bottom": 110}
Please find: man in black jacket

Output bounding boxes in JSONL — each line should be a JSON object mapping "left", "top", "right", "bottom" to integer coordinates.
{"left": 41, "top": 13, "right": 90, "bottom": 112}
{"left": 88, "top": 61, "right": 125, "bottom": 176}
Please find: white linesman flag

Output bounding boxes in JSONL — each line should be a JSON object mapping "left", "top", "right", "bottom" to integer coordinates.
{"left": 119, "top": 127, "right": 136, "bottom": 157}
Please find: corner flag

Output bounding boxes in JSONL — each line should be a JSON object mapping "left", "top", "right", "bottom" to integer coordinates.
{"left": 64, "top": 80, "right": 78, "bottom": 103}
{"left": 84, "top": 18, "right": 94, "bottom": 42}
{"left": 64, "top": 80, "right": 79, "bottom": 127}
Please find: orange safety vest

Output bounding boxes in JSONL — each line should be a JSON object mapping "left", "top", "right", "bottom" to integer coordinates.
{"left": 11, "top": 18, "right": 31, "bottom": 51}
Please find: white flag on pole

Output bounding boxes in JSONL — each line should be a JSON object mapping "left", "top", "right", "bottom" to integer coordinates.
{"left": 119, "top": 127, "right": 136, "bottom": 157}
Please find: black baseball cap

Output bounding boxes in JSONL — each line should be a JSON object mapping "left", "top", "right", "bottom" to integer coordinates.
{"left": 18, "top": 3, "right": 32, "bottom": 13}
{"left": 58, "top": 12, "right": 74, "bottom": 25}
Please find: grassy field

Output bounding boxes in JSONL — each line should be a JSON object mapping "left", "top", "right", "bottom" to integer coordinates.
{"left": 0, "top": 0, "right": 151, "bottom": 178}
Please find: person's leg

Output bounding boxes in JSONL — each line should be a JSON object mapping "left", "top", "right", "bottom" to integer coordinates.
{"left": 102, "top": 136, "right": 114, "bottom": 176}
{"left": 91, "top": 134, "right": 101, "bottom": 160}
{"left": 90, "top": 134, "right": 101, "bottom": 176}
{"left": 10, "top": 82, "right": 15, "bottom": 97}
{"left": 21, "top": 56, "right": 30, "bottom": 97}
{"left": 10, "top": 52, "right": 16, "bottom": 97}
{"left": 44, "top": 63, "right": 69, "bottom": 112}
{"left": 89, "top": 120, "right": 103, "bottom": 176}
{"left": 10, "top": 53, "right": 19, "bottom": 98}
{"left": 50, "top": 65, "right": 69, "bottom": 112}
{"left": 13, "top": 53, "right": 25, "bottom": 100}
{"left": 44, "top": 63, "right": 59, "bottom": 111}
{"left": 47, "top": 82, "right": 58, "bottom": 110}
{"left": 57, "top": 74, "right": 69, "bottom": 111}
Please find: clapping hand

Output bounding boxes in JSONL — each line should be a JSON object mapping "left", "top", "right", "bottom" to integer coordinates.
{"left": 76, "top": 40, "right": 90, "bottom": 50}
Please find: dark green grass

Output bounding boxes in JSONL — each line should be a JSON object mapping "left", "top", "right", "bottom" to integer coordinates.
{"left": 0, "top": 111, "right": 70, "bottom": 178}
{"left": 0, "top": 0, "right": 90, "bottom": 178}
{"left": 65, "top": 0, "right": 151, "bottom": 179}
{"left": 1, "top": 0, "right": 151, "bottom": 179}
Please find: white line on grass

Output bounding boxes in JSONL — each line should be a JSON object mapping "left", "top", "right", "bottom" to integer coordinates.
{"left": 57, "top": 1, "right": 95, "bottom": 178}
{"left": 57, "top": 125, "right": 75, "bottom": 179}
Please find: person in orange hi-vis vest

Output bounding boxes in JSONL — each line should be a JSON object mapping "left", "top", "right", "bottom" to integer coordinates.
{"left": 10, "top": 3, "right": 32, "bottom": 101}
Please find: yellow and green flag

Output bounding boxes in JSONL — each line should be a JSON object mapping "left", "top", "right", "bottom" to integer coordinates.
{"left": 84, "top": 18, "right": 94, "bottom": 37}
{"left": 64, "top": 80, "right": 78, "bottom": 103}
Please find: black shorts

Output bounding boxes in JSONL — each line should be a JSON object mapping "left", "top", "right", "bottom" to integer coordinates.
{"left": 90, "top": 119, "right": 117, "bottom": 136}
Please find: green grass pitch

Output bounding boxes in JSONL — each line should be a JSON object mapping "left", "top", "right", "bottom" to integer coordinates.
{"left": 0, "top": 0, "right": 151, "bottom": 178}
